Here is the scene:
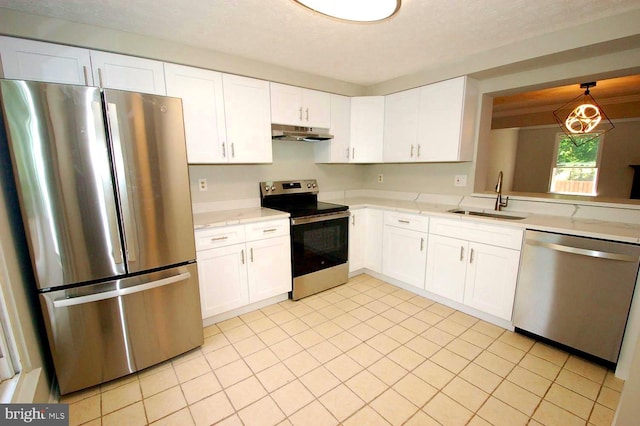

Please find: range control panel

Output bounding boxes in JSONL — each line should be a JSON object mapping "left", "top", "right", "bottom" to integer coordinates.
{"left": 260, "top": 179, "right": 318, "bottom": 197}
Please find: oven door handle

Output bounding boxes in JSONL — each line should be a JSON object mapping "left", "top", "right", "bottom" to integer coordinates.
{"left": 291, "top": 211, "right": 350, "bottom": 225}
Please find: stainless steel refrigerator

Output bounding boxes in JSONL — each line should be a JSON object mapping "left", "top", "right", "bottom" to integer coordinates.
{"left": 0, "top": 79, "right": 203, "bottom": 394}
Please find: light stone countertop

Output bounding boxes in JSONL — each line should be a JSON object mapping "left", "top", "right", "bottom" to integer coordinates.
{"left": 340, "top": 196, "right": 640, "bottom": 243}
{"left": 193, "top": 207, "right": 289, "bottom": 230}
{"left": 191, "top": 196, "right": 640, "bottom": 243}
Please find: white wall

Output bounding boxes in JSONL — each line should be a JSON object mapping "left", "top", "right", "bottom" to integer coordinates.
{"left": 487, "top": 129, "right": 519, "bottom": 192}
{"left": 189, "top": 140, "right": 365, "bottom": 204}
{"left": 361, "top": 162, "right": 475, "bottom": 195}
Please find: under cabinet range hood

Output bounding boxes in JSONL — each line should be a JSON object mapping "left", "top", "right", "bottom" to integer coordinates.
{"left": 271, "top": 124, "right": 333, "bottom": 142}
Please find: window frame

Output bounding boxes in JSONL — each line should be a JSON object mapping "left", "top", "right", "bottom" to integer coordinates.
{"left": 548, "top": 132, "right": 604, "bottom": 196}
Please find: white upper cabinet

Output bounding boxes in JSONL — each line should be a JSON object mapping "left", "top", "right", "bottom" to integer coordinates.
{"left": 315, "top": 94, "right": 351, "bottom": 163}
{"left": 349, "top": 96, "right": 384, "bottom": 163}
{"left": 90, "top": 51, "right": 166, "bottom": 95}
{"left": 417, "top": 76, "right": 478, "bottom": 162}
{"left": 164, "top": 64, "right": 227, "bottom": 164}
{"left": 0, "top": 36, "right": 93, "bottom": 85}
{"left": 222, "top": 74, "right": 272, "bottom": 163}
{"left": 270, "top": 83, "right": 331, "bottom": 128}
{"left": 383, "top": 88, "right": 420, "bottom": 162}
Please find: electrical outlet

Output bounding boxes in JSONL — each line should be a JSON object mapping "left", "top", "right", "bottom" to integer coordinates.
{"left": 198, "top": 178, "right": 208, "bottom": 191}
{"left": 454, "top": 174, "right": 467, "bottom": 187}
{"left": 377, "top": 174, "right": 384, "bottom": 183}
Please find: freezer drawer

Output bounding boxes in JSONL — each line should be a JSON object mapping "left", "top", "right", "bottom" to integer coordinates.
{"left": 513, "top": 230, "right": 640, "bottom": 365}
{"left": 40, "top": 263, "right": 203, "bottom": 394}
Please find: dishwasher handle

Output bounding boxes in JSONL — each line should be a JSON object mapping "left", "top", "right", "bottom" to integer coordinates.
{"left": 526, "top": 238, "right": 640, "bottom": 262}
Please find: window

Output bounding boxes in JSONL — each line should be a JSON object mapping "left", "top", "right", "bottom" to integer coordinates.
{"left": 549, "top": 132, "right": 603, "bottom": 196}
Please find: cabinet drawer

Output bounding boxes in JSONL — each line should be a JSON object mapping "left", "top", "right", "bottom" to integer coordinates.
{"left": 384, "top": 211, "right": 429, "bottom": 233}
{"left": 195, "top": 225, "right": 245, "bottom": 251}
{"left": 245, "top": 219, "right": 290, "bottom": 241}
{"left": 429, "top": 218, "right": 523, "bottom": 250}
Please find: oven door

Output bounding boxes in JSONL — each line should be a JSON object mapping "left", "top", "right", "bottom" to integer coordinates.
{"left": 291, "top": 212, "right": 349, "bottom": 278}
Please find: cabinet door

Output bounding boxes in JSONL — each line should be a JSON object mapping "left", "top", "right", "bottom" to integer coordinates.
{"left": 270, "top": 83, "right": 303, "bottom": 126}
{"left": 303, "top": 89, "right": 331, "bottom": 128}
{"left": 0, "top": 36, "right": 92, "bottom": 85}
{"left": 247, "top": 236, "right": 292, "bottom": 303}
{"left": 383, "top": 88, "right": 419, "bottom": 162}
{"left": 197, "top": 244, "right": 248, "bottom": 319}
{"left": 425, "top": 234, "right": 467, "bottom": 303}
{"left": 350, "top": 96, "right": 384, "bottom": 163}
{"left": 382, "top": 226, "right": 427, "bottom": 289}
{"left": 418, "top": 76, "right": 467, "bottom": 161}
{"left": 315, "top": 94, "right": 350, "bottom": 163}
{"left": 364, "top": 209, "right": 383, "bottom": 273}
{"left": 164, "top": 63, "right": 227, "bottom": 163}
{"left": 91, "top": 51, "right": 166, "bottom": 95}
{"left": 349, "top": 209, "right": 366, "bottom": 272}
{"left": 464, "top": 242, "right": 520, "bottom": 320}
{"left": 223, "top": 74, "right": 272, "bottom": 163}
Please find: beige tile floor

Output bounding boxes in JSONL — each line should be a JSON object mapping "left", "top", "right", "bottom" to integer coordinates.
{"left": 62, "top": 274, "right": 624, "bottom": 425}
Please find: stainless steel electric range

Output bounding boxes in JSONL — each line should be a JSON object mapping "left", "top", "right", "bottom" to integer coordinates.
{"left": 260, "top": 179, "right": 350, "bottom": 300}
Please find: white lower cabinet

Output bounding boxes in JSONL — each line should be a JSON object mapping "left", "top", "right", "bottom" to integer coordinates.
{"left": 247, "top": 235, "right": 292, "bottom": 303}
{"left": 198, "top": 243, "right": 248, "bottom": 318}
{"left": 425, "top": 217, "right": 523, "bottom": 321}
{"left": 464, "top": 241, "right": 521, "bottom": 320}
{"left": 425, "top": 234, "right": 467, "bottom": 303}
{"left": 382, "top": 212, "right": 429, "bottom": 289}
{"left": 349, "top": 208, "right": 384, "bottom": 274}
{"left": 349, "top": 209, "right": 366, "bottom": 272}
{"left": 365, "top": 209, "right": 383, "bottom": 272}
{"left": 195, "top": 219, "right": 291, "bottom": 319}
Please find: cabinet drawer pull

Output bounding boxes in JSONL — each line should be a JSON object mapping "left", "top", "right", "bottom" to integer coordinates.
{"left": 299, "top": 107, "right": 303, "bottom": 121}
{"left": 398, "top": 219, "right": 410, "bottom": 224}
{"left": 262, "top": 228, "right": 277, "bottom": 233}
{"left": 417, "top": 144, "right": 421, "bottom": 157}
{"left": 410, "top": 145, "right": 414, "bottom": 157}
{"left": 469, "top": 248, "right": 474, "bottom": 263}
{"left": 420, "top": 237, "right": 424, "bottom": 251}
{"left": 352, "top": 216, "right": 356, "bottom": 226}
{"left": 460, "top": 246, "right": 464, "bottom": 261}
{"left": 211, "top": 236, "right": 229, "bottom": 242}
{"left": 222, "top": 142, "right": 226, "bottom": 158}
{"left": 352, "top": 147, "right": 355, "bottom": 160}
{"left": 241, "top": 249, "right": 245, "bottom": 264}
{"left": 250, "top": 247, "right": 254, "bottom": 262}
{"left": 346, "top": 148, "right": 350, "bottom": 159}
{"left": 306, "top": 107, "right": 309, "bottom": 121}
{"left": 231, "top": 143, "right": 235, "bottom": 158}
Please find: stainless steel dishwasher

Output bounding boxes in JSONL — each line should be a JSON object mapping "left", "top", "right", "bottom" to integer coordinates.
{"left": 513, "top": 230, "right": 640, "bottom": 366}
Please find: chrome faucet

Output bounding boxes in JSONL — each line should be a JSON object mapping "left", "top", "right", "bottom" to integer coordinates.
{"left": 495, "top": 171, "right": 509, "bottom": 211}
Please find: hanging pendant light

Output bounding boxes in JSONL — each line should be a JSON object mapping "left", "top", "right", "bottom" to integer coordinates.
{"left": 294, "top": 0, "right": 401, "bottom": 22}
{"left": 553, "top": 82, "right": 614, "bottom": 147}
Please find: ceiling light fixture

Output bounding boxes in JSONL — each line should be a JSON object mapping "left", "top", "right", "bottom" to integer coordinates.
{"left": 553, "top": 82, "right": 614, "bottom": 147}
{"left": 294, "top": 0, "right": 401, "bottom": 22}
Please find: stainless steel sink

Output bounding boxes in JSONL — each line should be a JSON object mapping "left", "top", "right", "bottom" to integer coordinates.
{"left": 447, "top": 209, "right": 527, "bottom": 220}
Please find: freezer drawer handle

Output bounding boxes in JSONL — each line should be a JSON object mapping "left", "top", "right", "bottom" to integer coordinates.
{"left": 526, "top": 239, "right": 640, "bottom": 262}
{"left": 53, "top": 272, "right": 192, "bottom": 308}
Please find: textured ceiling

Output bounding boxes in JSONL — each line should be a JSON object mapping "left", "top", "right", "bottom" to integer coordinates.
{"left": 1, "top": 0, "right": 640, "bottom": 85}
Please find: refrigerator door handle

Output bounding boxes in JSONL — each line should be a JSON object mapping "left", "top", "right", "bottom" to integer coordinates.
{"left": 53, "top": 272, "right": 192, "bottom": 308}
{"left": 106, "top": 103, "right": 137, "bottom": 263}
{"left": 106, "top": 196, "right": 123, "bottom": 265}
